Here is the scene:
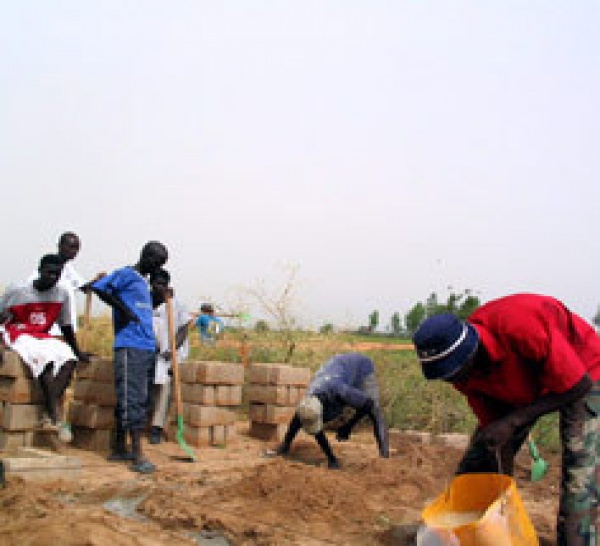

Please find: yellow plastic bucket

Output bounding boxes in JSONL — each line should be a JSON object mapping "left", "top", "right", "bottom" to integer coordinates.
{"left": 421, "top": 473, "right": 539, "bottom": 546}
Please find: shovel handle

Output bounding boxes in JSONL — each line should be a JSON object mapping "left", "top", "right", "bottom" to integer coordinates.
{"left": 165, "top": 292, "right": 183, "bottom": 419}
{"left": 79, "top": 291, "right": 93, "bottom": 352}
{"left": 527, "top": 433, "right": 541, "bottom": 459}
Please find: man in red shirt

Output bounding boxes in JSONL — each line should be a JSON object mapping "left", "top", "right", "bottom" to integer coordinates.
{"left": 413, "top": 294, "right": 599, "bottom": 546}
{"left": 0, "top": 254, "right": 89, "bottom": 442}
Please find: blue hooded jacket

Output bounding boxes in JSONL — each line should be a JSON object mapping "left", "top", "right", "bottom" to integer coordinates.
{"left": 307, "top": 353, "right": 374, "bottom": 422}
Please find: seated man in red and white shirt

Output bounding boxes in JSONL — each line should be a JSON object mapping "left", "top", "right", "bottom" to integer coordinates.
{"left": 0, "top": 254, "right": 89, "bottom": 442}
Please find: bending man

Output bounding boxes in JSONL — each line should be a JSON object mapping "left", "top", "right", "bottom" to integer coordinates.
{"left": 269, "top": 353, "right": 389, "bottom": 469}
{"left": 413, "top": 294, "right": 599, "bottom": 546}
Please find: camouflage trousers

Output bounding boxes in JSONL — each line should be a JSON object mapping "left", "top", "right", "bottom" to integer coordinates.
{"left": 557, "top": 379, "right": 599, "bottom": 546}
{"left": 457, "top": 380, "right": 599, "bottom": 546}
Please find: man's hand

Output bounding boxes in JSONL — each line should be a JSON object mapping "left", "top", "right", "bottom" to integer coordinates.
{"left": 76, "top": 352, "right": 93, "bottom": 364}
{"left": 479, "top": 417, "right": 518, "bottom": 450}
{"left": 327, "top": 458, "right": 341, "bottom": 470}
{"left": 336, "top": 423, "right": 352, "bottom": 442}
{"left": 80, "top": 272, "right": 106, "bottom": 294}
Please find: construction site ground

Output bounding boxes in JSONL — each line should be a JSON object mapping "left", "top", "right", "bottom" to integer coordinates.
{"left": 0, "top": 423, "right": 558, "bottom": 546}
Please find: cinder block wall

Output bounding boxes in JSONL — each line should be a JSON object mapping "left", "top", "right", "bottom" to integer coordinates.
{"left": 176, "top": 361, "right": 244, "bottom": 447}
{"left": 247, "top": 363, "right": 311, "bottom": 442}
{"left": 0, "top": 350, "right": 54, "bottom": 451}
{"left": 69, "top": 357, "right": 115, "bottom": 453}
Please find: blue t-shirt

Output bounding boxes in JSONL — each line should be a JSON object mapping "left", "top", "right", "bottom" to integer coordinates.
{"left": 307, "top": 353, "right": 374, "bottom": 422}
{"left": 195, "top": 314, "right": 224, "bottom": 339}
{"left": 92, "top": 266, "right": 155, "bottom": 351}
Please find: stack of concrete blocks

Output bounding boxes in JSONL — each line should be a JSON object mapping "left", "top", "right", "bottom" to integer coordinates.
{"left": 247, "top": 363, "right": 311, "bottom": 441}
{"left": 0, "top": 349, "right": 51, "bottom": 450}
{"left": 69, "top": 357, "right": 116, "bottom": 453}
{"left": 178, "top": 361, "right": 244, "bottom": 447}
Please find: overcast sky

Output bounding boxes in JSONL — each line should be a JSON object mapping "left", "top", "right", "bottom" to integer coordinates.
{"left": 2, "top": 2, "right": 599, "bottom": 329}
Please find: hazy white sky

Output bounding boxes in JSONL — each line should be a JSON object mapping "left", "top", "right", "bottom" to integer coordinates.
{"left": 2, "top": 2, "right": 599, "bottom": 329}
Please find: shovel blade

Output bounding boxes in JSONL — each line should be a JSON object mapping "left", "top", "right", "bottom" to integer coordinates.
{"left": 531, "top": 458, "right": 549, "bottom": 481}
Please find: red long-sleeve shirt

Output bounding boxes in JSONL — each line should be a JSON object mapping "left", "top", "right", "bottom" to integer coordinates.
{"left": 455, "top": 294, "right": 600, "bottom": 426}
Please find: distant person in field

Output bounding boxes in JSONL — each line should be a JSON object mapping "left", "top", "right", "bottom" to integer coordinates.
{"left": 0, "top": 254, "right": 90, "bottom": 443}
{"left": 86, "top": 241, "right": 168, "bottom": 474}
{"left": 195, "top": 303, "right": 224, "bottom": 345}
{"left": 413, "top": 294, "right": 600, "bottom": 546}
{"left": 148, "top": 268, "right": 192, "bottom": 445}
{"left": 266, "top": 353, "right": 389, "bottom": 469}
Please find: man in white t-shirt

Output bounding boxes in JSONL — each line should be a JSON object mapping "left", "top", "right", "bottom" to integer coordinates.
{"left": 148, "top": 268, "right": 192, "bottom": 444}
{"left": 28, "top": 232, "right": 85, "bottom": 335}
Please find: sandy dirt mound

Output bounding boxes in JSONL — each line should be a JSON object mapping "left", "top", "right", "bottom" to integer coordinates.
{"left": 0, "top": 426, "right": 559, "bottom": 546}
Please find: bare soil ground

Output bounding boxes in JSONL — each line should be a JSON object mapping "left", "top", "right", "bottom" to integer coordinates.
{"left": 0, "top": 424, "right": 559, "bottom": 546}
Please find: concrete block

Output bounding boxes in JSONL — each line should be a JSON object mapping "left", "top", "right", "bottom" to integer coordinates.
{"left": 0, "top": 376, "right": 44, "bottom": 404}
{"left": 288, "top": 386, "right": 306, "bottom": 405}
{"left": 270, "top": 364, "right": 311, "bottom": 387}
{"left": 225, "top": 424, "right": 237, "bottom": 443}
{"left": 248, "top": 363, "right": 311, "bottom": 386}
{"left": 0, "top": 430, "right": 34, "bottom": 450}
{"left": 75, "top": 358, "right": 114, "bottom": 383}
{"left": 247, "top": 385, "right": 306, "bottom": 406}
{"left": 3, "top": 447, "right": 81, "bottom": 481}
{"left": 0, "top": 350, "right": 31, "bottom": 378}
{"left": 73, "top": 380, "right": 116, "bottom": 406}
{"left": 387, "top": 430, "right": 470, "bottom": 451}
{"left": 248, "top": 363, "right": 272, "bottom": 385}
{"left": 248, "top": 422, "right": 288, "bottom": 442}
{"left": 264, "top": 405, "right": 295, "bottom": 424}
{"left": 249, "top": 403, "right": 266, "bottom": 422}
{"left": 0, "top": 430, "right": 55, "bottom": 451}
{"left": 215, "top": 385, "right": 242, "bottom": 406}
{"left": 183, "top": 404, "right": 236, "bottom": 427}
{"left": 187, "top": 361, "right": 245, "bottom": 385}
{"left": 68, "top": 402, "right": 114, "bottom": 429}
{"left": 181, "top": 384, "right": 215, "bottom": 405}
{"left": 437, "top": 433, "right": 470, "bottom": 450}
{"left": 211, "top": 425, "right": 226, "bottom": 446}
{"left": 183, "top": 426, "right": 211, "bottom": 447}
{"left": 178, "top": 362, "right": 196, "bottom": 384}
{"left": 1, "top": 403, "right": 43, "bottom": 431}
{"left": 71, "top": 426, "right": 113, "bottom": 453}
{"left": 249, "top": 403, "right": 295, "bottom": 425}
{"left": 247, "top": 385, "right": 289, "bottom": 405}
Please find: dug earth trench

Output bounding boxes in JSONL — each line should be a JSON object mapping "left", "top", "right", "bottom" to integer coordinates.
{"left": 0, "top": 424, "right": 558, "bottom": 545}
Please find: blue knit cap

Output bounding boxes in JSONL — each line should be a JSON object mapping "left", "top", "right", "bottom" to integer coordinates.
{"left": 412, "top": 313, "right": 479, "bottom": 380}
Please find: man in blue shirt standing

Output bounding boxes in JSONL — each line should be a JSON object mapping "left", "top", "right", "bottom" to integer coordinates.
{"left": 87, "top": 241, "right": 168, "bottom": 474}
{"left": 267, "top": 353, "right": 389, "bottom": 468}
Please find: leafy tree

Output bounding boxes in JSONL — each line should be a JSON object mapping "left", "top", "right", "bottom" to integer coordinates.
{"left": 254, "top": 319, "right": 269, "bottom": 333}
{"left": 390, "top": 312, "right": 402, "bottom": 336}
{"left": 368, "top": 310, "right": 379, "bottom": 332}
{"left": 404, "top": 289, "right": 481, "bottom": 334}
{"left": 425, "top": 292, "right": 448, "bottom": 317}
{"left": 456, "top": 293, "right": 481, "bottom": 319}
{"left": 405, "top": 302, "right": 426, "bottom": 335}
{"left": 593, "top": 306, "right": 600, "bottom": 331}
{"left": 319, "top": 323, "right": 334, "bottom": 335}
